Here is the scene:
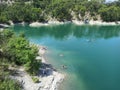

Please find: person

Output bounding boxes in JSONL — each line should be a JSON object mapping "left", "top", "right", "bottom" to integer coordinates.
{"left": 61, "top": 65, "right": 67, "bottom": 69}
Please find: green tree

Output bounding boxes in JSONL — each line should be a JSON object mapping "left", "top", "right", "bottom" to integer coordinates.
{"left": 99, "top": 5, "right": 120, "bottom": 22}
{"left": 52, "top": 2, "right": 72, "bottom": 21}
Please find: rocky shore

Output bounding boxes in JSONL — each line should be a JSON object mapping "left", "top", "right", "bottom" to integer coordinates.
{"left": 29, "top": 20, "right": 120, "bottom": 27}
{"left": 10, "top": 45, "right": 64, "bottom": 90}
{"left": 29, "top": 21, "right": 71, "bottom": 27}
{"left": 72, "top": 20, "right": 120, "bottom": 26}
{"left": 0, "top": 24, "right": 10, "bottom": 28}
{"left": 1, "top": 19, "right": 120, "bottom": 28}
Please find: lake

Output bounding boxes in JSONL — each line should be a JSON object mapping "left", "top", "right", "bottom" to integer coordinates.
{"left": 10, "top": 23, "right": 120, "bottom": 90}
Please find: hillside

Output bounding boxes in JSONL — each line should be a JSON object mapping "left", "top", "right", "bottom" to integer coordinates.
{"left": 0, "top": 0, "right": 120, "bottom": 24}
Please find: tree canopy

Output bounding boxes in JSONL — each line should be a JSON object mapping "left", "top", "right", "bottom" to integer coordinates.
{"left": 0, "top": 0, "right": 120, "bottom": 23}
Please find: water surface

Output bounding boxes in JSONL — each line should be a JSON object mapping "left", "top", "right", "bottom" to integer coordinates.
{"left": 10, "top": 24, "right": 120, "bottom": 90}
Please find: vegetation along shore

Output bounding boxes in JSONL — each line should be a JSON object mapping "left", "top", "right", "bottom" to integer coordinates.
{"left": 0, "top": 0, "right": 120, "bottom": 26}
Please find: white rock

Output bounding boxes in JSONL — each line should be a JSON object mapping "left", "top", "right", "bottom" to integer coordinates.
{"left": 72, "top": 20, "right": 84, "bottom": 25}
{"left": 29, "top": 22, "right": 49, "bottom": 27}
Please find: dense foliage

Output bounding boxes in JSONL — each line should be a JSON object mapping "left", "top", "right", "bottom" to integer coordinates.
{"left": 0, "top": 29, "right": 41, "bottom": 89}
{"left": 0, "top": 30, "right": 41, "bottom": 75}
{"left": 0, "top": 0, "right": 120, "bottom": 23}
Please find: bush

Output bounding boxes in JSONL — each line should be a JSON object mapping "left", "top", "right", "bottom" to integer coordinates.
{"left": 0, "top": 62, "right": 22, "bottom": 90}
{"left": 32, "top": 77, "right": 39, "bottom": 83}
{"left": 25, "top": 58, "right": 41, "bottom": 75}
{"left": 1, "top": 30, "right": 41, "bottom": 75}
{"left": 0, "top": 77, "right": 22, "bottom": 90}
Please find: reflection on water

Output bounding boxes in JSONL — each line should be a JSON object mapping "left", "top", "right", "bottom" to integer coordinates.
{"left": 10, "top": 24, "right": 120, "bottom": 40}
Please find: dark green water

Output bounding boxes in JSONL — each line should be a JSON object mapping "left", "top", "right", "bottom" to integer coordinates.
{"left": 10, "top": 24, "right": 120, "bottom": 90}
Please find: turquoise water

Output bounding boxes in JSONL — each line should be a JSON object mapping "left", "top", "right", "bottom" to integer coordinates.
{"left": 10, "top": 24, "right": 120, "bottom": 90}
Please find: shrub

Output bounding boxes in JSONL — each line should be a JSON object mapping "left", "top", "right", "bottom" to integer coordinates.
{"left": 0, "top": 78, "right": 22, "bottom": 90}
{"left": 32, "top": 77, "right": 39, "bottom": 83}
{"left": 25, "top": 59, "right": 41, "bottom": 75}
{"left": 1, "top": 30, "right": 41, "bottom": 75}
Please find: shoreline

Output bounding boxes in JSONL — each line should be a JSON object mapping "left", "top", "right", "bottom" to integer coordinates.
{"left": 72, "top": 20, "right": 120, "bottom": 26}
{"left": 10, "top": 45, "right": 64, "bottom": 90}
{"left": 1, "top": 20, "right": 120, "bottom": 28}
{"left": 29, "top": 20, "right": 120, "bottom": 27}
{"left": 29, "top": 21, "right": 71, "bottom": 27}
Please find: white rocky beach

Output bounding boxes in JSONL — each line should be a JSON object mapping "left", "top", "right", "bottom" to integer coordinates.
{"left": 72, "top": 20, "right": 120, "bottom": 26}
{"left": 29, "top": 20, "right": 120, "bottom": 27}
{"left": 29, "top": 20, "right": 70, "bottom": 27}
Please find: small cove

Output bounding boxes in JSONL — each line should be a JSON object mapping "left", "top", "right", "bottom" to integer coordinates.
{"left": 9, "top": 24, "right": 120, "bottom": 90}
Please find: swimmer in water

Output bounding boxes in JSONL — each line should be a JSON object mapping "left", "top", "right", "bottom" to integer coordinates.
{"left": 61, "top": 65, "right": 67, "bottom": 69}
